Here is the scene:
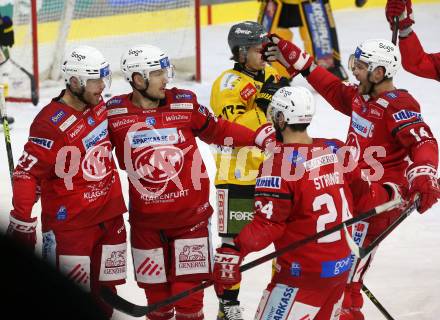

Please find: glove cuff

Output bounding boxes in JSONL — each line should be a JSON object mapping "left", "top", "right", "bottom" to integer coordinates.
{"left": 399, "top": 27, "right": 413, "bottom": 38}
{"left": 407, "top": 165, "right": 437, "bottom": 185}
{"left": 254, "top": 124, "right": 275, "bottom": 149}
{"left": 9, "top": 214, "right": 37, "bottom": 233}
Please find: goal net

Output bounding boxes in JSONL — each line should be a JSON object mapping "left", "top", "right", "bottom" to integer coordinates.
{"left": 9, "top": 0, "right": 201, "bottom": 105}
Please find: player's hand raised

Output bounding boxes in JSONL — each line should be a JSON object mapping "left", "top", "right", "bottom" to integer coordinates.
{"left": 385, "top": 0, "right": 414, "bottom": 31}
{"left": 262, "top": 34, "right": 313, "bottom": 77}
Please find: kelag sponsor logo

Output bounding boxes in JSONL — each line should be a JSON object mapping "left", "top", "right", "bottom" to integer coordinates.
{"left": 129, "top": 128, "right": 178, "bottom": 148}
{"left": 82, "top": 120, "right": 108, "bottom": 150}
{"left": 29, "top": 136, "right": 54, "bottom": 150}
{"left": 351, "top": 111, "right": 373, "bottom": 138}
{"left": 392, "top": 110, "right": 422, "bottom": 122}
{"left": 321, "top": 255, "right": 352, "bottom": 278}
{"left": 256, "top": 176, "right": 281, "bottom": 189}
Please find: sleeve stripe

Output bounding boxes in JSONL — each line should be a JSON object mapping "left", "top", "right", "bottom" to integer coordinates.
{"left": 391, "top": 119, "right": 424, "bottom": 137}
{"left": 255, "top": 191, "right": 291, "bottom": 200}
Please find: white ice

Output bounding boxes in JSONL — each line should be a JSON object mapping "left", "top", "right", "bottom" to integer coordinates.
{"left": 1, "top": 4, "right": 439, "bottom": 319}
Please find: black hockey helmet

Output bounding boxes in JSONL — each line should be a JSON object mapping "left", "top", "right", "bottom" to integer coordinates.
{"left": 228, "top": 21, "right": 267, "bottom": 63}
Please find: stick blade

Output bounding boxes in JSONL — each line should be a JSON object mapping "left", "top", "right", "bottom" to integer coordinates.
{"left": 100, "top": 287, "right": 149, "bottom": 317}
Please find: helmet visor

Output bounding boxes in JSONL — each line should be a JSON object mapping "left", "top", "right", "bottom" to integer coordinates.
{"left": 99, "top": 64, "right": 112, "bottom": 88}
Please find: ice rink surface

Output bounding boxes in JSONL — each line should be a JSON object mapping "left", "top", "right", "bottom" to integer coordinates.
{"left": 1, "top": 4, "right": 439, "bottom": 319}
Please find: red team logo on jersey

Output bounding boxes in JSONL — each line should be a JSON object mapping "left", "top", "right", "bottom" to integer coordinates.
{"left": 134, "top": 146, "right": 184, "bottom": 183}
{"left": 82, "top": 141, "right": 113, "bottom": 181}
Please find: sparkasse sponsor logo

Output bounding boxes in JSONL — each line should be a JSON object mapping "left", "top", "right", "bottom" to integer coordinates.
{"left": 82, "top": 120, "right": 108, "bottom": 150}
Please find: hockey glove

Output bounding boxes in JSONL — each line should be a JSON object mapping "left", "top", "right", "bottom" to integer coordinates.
{"left": 212, "top": 244, "right": 243, "bottom": 297}
{"left": 255, "top": 75, "right": 290, "bottom": 114}
{"left": 0, "top": 16, "right": 14, "bottom": 47}
{"left": 7, "top": 213, "right": 37, "bottom": 250}
{"left": 406, "top": 164, "right": 440, "bottom": 213}
{"left": 385, "top": 0, "right": 414, "bottom": 34}
{"left": 254, "top": 123, "right": 277, "bottom": 153}
{"left": 262, "top": 34, "right": 313, "bottom": 77}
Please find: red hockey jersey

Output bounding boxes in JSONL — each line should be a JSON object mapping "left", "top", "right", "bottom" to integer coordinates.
{"left": 306, "top": 66, "right": 438, "bottom": 187}
{"left": 400, "top": 32, "right": 440, "bottom": 81}
{"left": 11, "top": 91, "right": 127, "bottom": 232}
{"left": 235, "top": 139, "right": 386, "bottom": 289}
{"left": 106, "top": 88, "right": 259, "bottom": 230}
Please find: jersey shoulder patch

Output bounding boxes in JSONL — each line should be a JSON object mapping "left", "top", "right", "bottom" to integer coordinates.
{"left": 220, "top": 72, "right": 241, "bottom": 91}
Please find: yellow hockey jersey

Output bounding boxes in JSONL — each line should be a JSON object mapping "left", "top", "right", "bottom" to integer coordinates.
{"left": 210, "top": 63, "right": 279, "bottom": 185}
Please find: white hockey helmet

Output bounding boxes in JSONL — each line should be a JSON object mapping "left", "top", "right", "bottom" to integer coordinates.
{"left": 268, "top": 86, "right": 315, "bottom": 125}
{"left": 348, "top": 39, "right": 401, "bottom": 78}
{"left": 120, "top": 44, "right": 174, "bottom": 82}
{"left": 61, "top": 45, "right": 111, "bottom": 87}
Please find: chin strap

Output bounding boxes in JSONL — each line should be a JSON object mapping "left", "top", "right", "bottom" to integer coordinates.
{"left": 67, "top": 85, "right": 89, "bottom": 106}
{"left": 132, "top": 79, "right": 160, "bottom": 103}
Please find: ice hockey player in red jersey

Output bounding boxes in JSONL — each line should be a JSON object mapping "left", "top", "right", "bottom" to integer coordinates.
{"left": 262, "top": 34, "right": 440, "bottom": 320}
{"left": 386, "top": 0, "right": 440, "bottom": 81}
{"left": 106, "top": 44, "right": 275, "bottom": 320}
{"left": 7, "top": 46, "right": 128, "bottom": 317}
{"left": 212, "top": 86, "right": 402, "bottom": 320}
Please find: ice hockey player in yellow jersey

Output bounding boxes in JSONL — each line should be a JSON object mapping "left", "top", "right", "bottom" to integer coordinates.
{"left": 210, "top": 21, "right": 289, "bottom": 320}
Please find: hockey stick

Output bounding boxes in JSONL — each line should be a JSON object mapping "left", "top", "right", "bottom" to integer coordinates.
{"left": 391, "top": 16, "right": 399, "bottom": 45}
{"left": 343, "top": 198, "right": 419, "bottom": 259}
{"left": 362, "top": 284, "right": 395, "bottom": 320}
{"left": 101, "top": 197, "right": 401, "bottom": 317}
{"left": 0, "top": 85, "right": 14, "bottom": 184}
{"left": 9, "top": 59, "right": 39, "bottom": 106}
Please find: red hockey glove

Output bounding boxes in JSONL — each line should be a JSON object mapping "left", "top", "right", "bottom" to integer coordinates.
{"left": 385, "top": 0, "right": 414, "bottom": 31}
{"left": 406, "top": 164, "right": 440, "bottom": 214}
{"left": 212, "top": 244, "right": 243, "bottom": 297}
{"left": 7, "top": 213, "right": 37, "bottom": 250}
{"left": 254, "top": 123, "right": 277, "bottom": 153}
{"left": 262, "top": 34, "right": 313, "bottom": 77}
